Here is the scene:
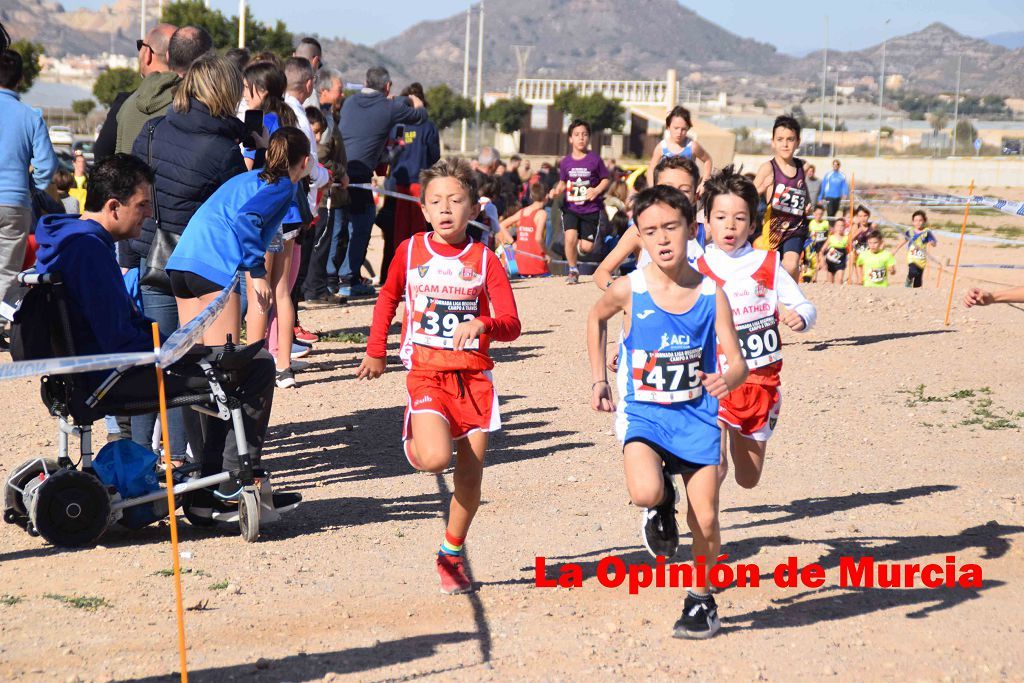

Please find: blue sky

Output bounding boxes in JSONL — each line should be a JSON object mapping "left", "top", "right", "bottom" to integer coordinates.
{"left": 62, "top": 0, "right": 1024, "bottom": 55}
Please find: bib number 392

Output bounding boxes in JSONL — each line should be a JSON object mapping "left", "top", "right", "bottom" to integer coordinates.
{"left": 631, "top": 348, "right": 702, "bottom": 404}
{"left": 412, "top": 296, "right": 479, "bottom": 349}
{"left": 737, "top": 316, "right": 782, "bottom": 369}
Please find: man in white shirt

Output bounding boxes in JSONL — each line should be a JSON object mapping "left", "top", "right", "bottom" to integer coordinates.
{"left": 284, "top": 57, "right": 329, "bottom": 209}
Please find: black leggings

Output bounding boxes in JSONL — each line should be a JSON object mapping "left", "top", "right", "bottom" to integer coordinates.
{"left": 906, "top": 263, "right": 924, "bottom": 288}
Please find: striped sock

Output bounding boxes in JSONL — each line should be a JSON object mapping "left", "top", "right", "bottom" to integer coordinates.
{"left": 439, "top": 530, "right": 465, "bottom": 556}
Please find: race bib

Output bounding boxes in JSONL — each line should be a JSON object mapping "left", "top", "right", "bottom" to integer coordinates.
{"left": 825, "top": 247, "right": 843, "bottom": 264}
{"left": 567, "top": 180, "right": 589, "bottom": 204}
{"left": 771, "top": 183, "right": 808, "bottom": 215}
{"left": 631, "top": 348, "right": 702, "bottom": 404}
{"left": 412, "top": 296, "right": 480, "bottom": 349}
{"left": 736, "top": 316, "right": 782, "bottom": 369}
{"left": 869, "top": 268, "right": 887, "bottom": 284}
{"left": 909, "top": 247, "right": 926, "bottom": 263}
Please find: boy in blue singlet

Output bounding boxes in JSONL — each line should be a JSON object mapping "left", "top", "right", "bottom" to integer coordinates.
{"left": 587, "top": 185, "right": 748, "bottom": 639}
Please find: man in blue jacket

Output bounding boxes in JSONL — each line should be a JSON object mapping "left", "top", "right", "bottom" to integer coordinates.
{"left": 33, "top": 154, "right": 293, "bottom": 516}
{"left": 817, "top": 158, "right": 849, "bottom": 217}
{"left": 0, "top": 49, "right": 57, "bottom": 345}
{"left": 338, "top": 66, "right": 427, "bottom": 297}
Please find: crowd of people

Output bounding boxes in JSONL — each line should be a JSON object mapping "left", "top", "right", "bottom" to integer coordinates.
{"left": 4, "top": 18, "right": 1024, "bottom": 641}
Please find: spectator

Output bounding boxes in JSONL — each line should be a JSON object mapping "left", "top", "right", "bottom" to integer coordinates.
{"left": 293, "top": 37, "right": 323, "bottom": 107}
{"left": 804, "top": 163, "right": 821, "bottom": 215}
{"left": 33, "top": 153, "right": 295, "bottom": 516}
{"left": 500, "top": 155, "right": 523, "bottom": 216}
{"left": 338, "top": 65, "right": 427, "bottom": 297}
{"left": 129, "top": 53, "right": 246, "bottom": 462}
{"left": 94, "top": 23, "right": 177, "bottom": 162}
{"left": 241, "top": 61, "right": 297, "bottom": 170}
{"left": 69, "top": 151, "right": 89, "bottom": 207}
{"left": 378, "top": 81, "right": 440, "bottom": 283}
{"left": 818, "top": 158, "right": 849, "bottom": 217}
{"left": 302, "top": 67, "right": 350, "bottom": 302}
{"left": 0, "top": 48, "right": 57, "bottom": 349}
{"left": 115, "top": 25, "right": 212, "bottom": 155}
{"left": 224, "top": 47, "right": 250, "bottom": 75}
{"left": 53, "top": 170, "right": 80, "bottom": 214}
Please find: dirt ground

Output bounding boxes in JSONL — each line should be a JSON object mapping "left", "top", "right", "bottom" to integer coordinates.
{"left": 1, "top": 229, "right": 1023, "bottom": 683}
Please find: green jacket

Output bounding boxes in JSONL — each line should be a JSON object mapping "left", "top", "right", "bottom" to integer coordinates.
{"left": 115, "top": 71, "right": 181, "bottom": 154}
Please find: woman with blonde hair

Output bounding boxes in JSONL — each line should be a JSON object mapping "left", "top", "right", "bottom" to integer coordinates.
{"left": 128, "top": 53, "right": 248, "bottom": 462}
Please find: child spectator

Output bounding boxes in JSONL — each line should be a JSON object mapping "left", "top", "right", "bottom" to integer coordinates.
{"left": 53, "top": 170, "right": 81, "bottom": 214}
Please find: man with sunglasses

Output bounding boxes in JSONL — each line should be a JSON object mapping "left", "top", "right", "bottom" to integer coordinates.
{"left": 94, "top": 24, "right": 176, "bottom": 162}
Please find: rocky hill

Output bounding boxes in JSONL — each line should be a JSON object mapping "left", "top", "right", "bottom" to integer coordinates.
{"left": 1, "top": 0, "right": 151, "bottom": 56}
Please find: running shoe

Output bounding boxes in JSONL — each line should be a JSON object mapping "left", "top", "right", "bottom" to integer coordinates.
{"left": 436, "top": 553, "right": 473, "bottom": 594}
{"left": 291, "top": 343, "right": 310, "bottom": 360}
{"left": 566, "top": 270, "right": 580, "bottom": 285}
{"left": 275, "top": 368, "right": 296, "bottom": 389}
{"left": 640, "top": 468, "right": 679, "bottom": 559}
{"left": 294, "top": 325, "right": 319, "bottom": 343}
{"left": 673, "top": 593, "right": 721, "bottom": 639}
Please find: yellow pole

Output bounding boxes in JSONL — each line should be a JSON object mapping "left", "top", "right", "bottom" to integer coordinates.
{"left": 944, "top": 181, "right": 974, "bottom": 326}
{"left": 845, "top": 174, "right": 856, "bottom": 285}
{"left": 152, "top": 323, "right": 189, "bottom": 683}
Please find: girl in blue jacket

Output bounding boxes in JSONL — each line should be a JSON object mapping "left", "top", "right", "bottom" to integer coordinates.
{"left": 166, "top": 127, "right": 310, "bottom": 347}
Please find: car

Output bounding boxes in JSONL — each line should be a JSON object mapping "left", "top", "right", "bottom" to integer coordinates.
{"left": 49, "top": 125, "right": 73, "bottom": 147}
{"left": 72, "top": 140, "right": 95, "bottom": 162}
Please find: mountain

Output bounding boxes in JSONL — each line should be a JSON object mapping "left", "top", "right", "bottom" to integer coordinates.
{"left": 1, "top": 0, "right": 148, "bottom": 56}
{"left": 787, "top": 23, "right": 1024, "bottom": 96}
{"left": 371, "top": 0, "right": 788, "bottom": 89}
{"left": 984, "top": 31, "right": 1024, "bottom": 50}
{"left": 316, "top": 36, "right": 411, "bottom": 88}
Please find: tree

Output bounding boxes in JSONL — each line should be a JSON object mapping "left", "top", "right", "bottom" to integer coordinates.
{"left": 425, "top": 84, "right": 473, "bottom": 131}
{"left": 163, "top": 0, "right": 293, "bottom": 57}
{"left": 484, "top": 97, "right": 530, "bottom": 134}
{"left": 93, "top": 68, "right": 142, "bottom": 106}
{"left": 552, "top": 88, "right": 625, "bottom": 132}
{"left": 72, "top": 99, "right": 96, "bottom": 117}
{"left": 953, "top": 119, "right": 978, "bottom": 155}
{"left": 9, "top": 40, "right": 44, "bottom": 93}
{"left": 929, "top": 111, "right": 949, "bottom": 136}
{"left": 753, "top": 97, "right": 767, "bottom": 109}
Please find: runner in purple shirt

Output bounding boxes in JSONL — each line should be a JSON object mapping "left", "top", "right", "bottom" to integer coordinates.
{"left": 549, "top": 119, "right": 610, "bottom": 284}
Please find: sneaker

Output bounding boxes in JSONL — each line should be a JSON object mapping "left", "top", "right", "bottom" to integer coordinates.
{"left": 436, "top": 553, "right": 473, "bottom": 594}
{"left": 350, "top": 283, "right": 376, "bottom": 297}
{"left": 291, "top": 343, "right": 310, "bottom": 360}
{"left": 294, "top": 326, "right": 319, "bottom": 343}
{"left": 566, "top": 270, "right": 579, "bottom": 285}
{"left": 276, "top": 368, "right": 296, "bottom": 389}
{"left": 673, "top": 593, "right": 720, "bottom": 639}
{"left": 640, "top": 468, "right": 679, "bottom": 559}
{"left": 294, "top": 337, "right": 313, "bottom": 349}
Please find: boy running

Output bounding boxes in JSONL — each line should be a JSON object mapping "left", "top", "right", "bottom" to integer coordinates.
{"left": 592, "top": 155, "right": 704, "bottom": 291}
{"left": 855, "top": 229, "right": 896, "bottom": 287}
{"left": 550, "top": 120, "right": 610, "bottom": 284}
{"left": 497, "top": 182, "right": 550, "bottom": 277}
{"left": 695, "top": 167, "right": 816, "bottom": 490}
{"left": 358, "top": 158, "right": 522, "bottom": 594}
{"left": 821, "top": 217, "right": 849, "bottom": 284}
{"left": 894, "top": 210, "right": 937, "bottom": 288}
{"left": 808, "top": 204, "right": 829, "bottom": 254}
{"left": 848, "top": 205, "right": 874, "bottom": 285}
{"left": 646, "top": 106, "right": 713, "bottom": 188}
{"left": 754, "top": 115, "right": 811, "bottom": 281}
{"left": 587, "top": 185, "right": 748, "bottom": 639}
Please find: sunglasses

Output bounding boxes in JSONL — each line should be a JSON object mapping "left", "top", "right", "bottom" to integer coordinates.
{"left": 136, "top": 39, "right": 151, "bottom": 52}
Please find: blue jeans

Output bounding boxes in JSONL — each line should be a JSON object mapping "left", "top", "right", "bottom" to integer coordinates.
{"left": 326, "top": 207, "right": 348, "bottom": 288}
{"left": 338, "top": 201, "right": 375, "bottom": 286}
{"left": 131, "top": 281, "right": 189, "bottom": 458}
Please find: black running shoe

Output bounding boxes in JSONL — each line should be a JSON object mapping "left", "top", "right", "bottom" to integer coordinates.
{"left": 640, "top": 468, "right": 679, "bottom": 558}
{"left": 673, "top": 593, "right": 721, "bottom": 639}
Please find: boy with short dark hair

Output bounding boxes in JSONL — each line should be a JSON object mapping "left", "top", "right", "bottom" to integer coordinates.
{"left": 856, "top": 229, "right": 896, "bottom": 287}
{"left": 753, "top": 115, "right": 810, "bottom": 281}
{"left": 894, "top": 210, "right": 937, "bottom": 288}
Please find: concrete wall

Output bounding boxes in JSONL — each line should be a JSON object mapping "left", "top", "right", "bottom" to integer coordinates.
{"left": 733, "top": 154, "right": 1024, "bottom": 188}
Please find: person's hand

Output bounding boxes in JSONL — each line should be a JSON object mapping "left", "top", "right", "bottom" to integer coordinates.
{"left": 408, "top": 94, "right": 424, "bottom": 109}
{"left": 592, "top": 381, "right": 615, "bottom": 412}
{"left": 607, "top": 351, "right": 619, "bottom": 372}
{"left": 697, "top": 370, "right": 730, "bottom": 399}
{"left": 339, "top": 174, "right": 349, "bottom": 189}
{"left": 963, "top": 287, "right": 994, "bottom": 308}
{"left": 250, "top": 126, "right": 270, "bottom": 150}
{"left": 779, "top": 308, "right": 805, "bottom": 332}
{"left": 452, "top": 319, "right": 487, "bottom": 351}
{"left": 251, "top": 277, "right": 272, "bottom": 313}
{"left": 548, "top": 187, "right": 559, "bottom": 200}
{"left": 356, "top": 355, "right": 386, "bottom": 380}
{"left": 585, "top": 187, "right": 599, "bottom": 202}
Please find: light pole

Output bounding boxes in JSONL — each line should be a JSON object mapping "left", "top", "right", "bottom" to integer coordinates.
{"left": 832, "top": 74, "right": 839, "bottom": 157}
{"left": 951, "top": 53, "right": 962, "bottom": 156}
{"left": 460, "top": 8, "right": 471, "bottom": 153}
{"left": 140, "top": 0, "right": 147, "bottom": 40}
{"left": 474, "top": 0, "right": 485, "bottom": 151}
{"left": 875, "top": 19, "right": 890, "bottom": 158}
{"left": 819, "top": 16, "right": 828, "bottom": 157}
{"left": 238, "top": 0, "right": 247, "bottom": 49}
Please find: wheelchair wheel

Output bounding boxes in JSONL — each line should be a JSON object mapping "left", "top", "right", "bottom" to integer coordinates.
{"left": 238, "top": 489, "right": 259, "bottom": 543}
{"left": 28, "top": 468, "right": 110, "bottom": 547}
{"left": 4, "top": 458, "right": 61, "bottom": 525}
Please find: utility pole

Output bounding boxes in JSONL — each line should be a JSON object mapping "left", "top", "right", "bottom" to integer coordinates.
{"left": 460, "top": 8, "right": 471, "bottom": 153}
{"left": 951, "top": 54, "right": 962, "bottom": 156}
{"left": 832, "top": 75, "right": 839, "bottom": 157}
{"left": 140, "top": 0, "right": 147, "bottom": 40}
{"left": 238, "top": 0, "right": 246, "bottom": 48}
{"left": 474, "top": 1, "right": 485, "bottom": 151}
{"left": 512, "top": 44, "right": 533, "bottom": 82}
{"left": 875, "top": 19, "right": 890, "bottom": 158}
{"left": 820, "top": 16, "right": 828, "bottom": 157}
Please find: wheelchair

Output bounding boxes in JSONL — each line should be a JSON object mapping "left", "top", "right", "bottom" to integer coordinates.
{"left": 2, "top": 271, "right": 300, "bottom": 547}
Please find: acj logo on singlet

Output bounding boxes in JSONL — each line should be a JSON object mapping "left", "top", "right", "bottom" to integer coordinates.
{"left": 659, "top": 333, "right": 691, "bottom": 348}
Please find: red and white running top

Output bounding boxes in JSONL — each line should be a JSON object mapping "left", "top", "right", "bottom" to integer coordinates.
{"left": 697, "top": 244, "right": 816, "bottom": 386}
{"left": 367, "top": 233, "right": 521, "bottom": 372}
